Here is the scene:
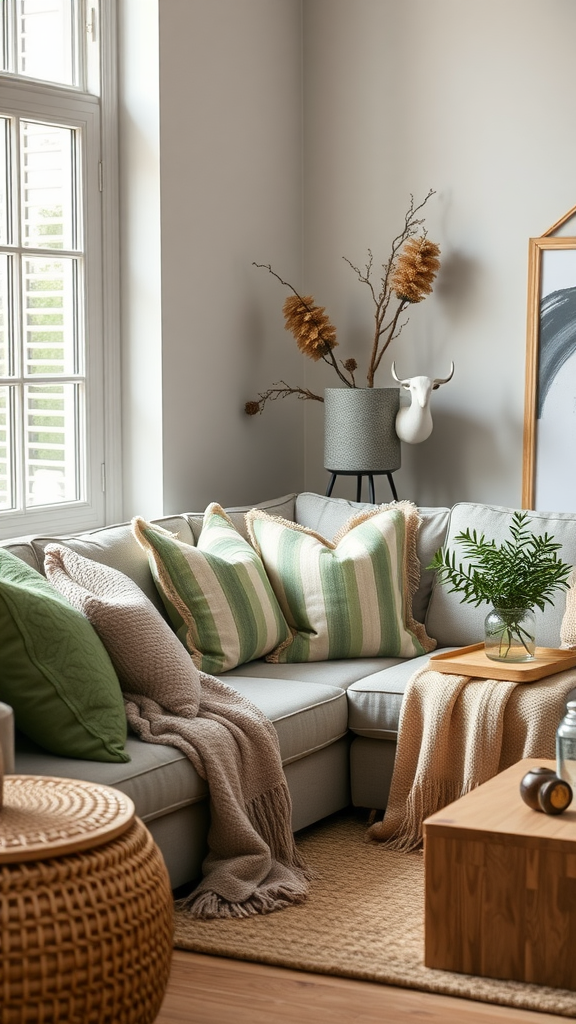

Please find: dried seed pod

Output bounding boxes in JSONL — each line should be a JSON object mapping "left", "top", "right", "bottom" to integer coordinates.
{"left": 283, "top": 295, "right": 338, "bottom": 361}
{"left": 391, "top": 237, "right": 441, "bottom": 303}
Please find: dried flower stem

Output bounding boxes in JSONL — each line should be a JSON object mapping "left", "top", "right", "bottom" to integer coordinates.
{"left": 247, "top": 192, "right": 440, "bottom": 415}
{"left": 246, "top": 381, "right": 324, "bottom": 416}
{"left": 253, "top": 264, "right": 354, "bottom": 388}
{"left": 341, "top": 359, "right": 357, "bottom": 386}
{"left": 343, "top": 189, "right": 436, "bottom": 386}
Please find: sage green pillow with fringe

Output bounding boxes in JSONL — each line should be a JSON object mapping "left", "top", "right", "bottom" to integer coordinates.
{"left": 132, "top": 504, "right": 292, "bottom": 674}
{"left": 246, "top": 501, "right": 436, "bottom": 663}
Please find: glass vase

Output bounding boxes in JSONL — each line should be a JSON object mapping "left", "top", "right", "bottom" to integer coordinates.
{"left": 484, "top": 606, "right": 536, "bottom": 662}
{"left": 557, "top": 700, "right": 576, "bottom": 789}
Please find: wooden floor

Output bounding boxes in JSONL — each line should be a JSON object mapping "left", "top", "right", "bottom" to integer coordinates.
{"left": 155, "top": 951, "right": 569, "bottom": 1023}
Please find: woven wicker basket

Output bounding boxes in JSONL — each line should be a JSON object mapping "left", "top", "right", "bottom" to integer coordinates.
{"left": 0, "top": 779, "right": 173, "bottom": 1024}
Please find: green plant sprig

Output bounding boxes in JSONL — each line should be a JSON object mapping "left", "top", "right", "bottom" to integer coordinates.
{"left": 428, "top": 511, "right": 572, "bottom": 613}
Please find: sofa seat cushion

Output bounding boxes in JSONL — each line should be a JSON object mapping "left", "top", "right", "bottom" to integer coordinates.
{"left": 15, "top": 677, "right": 348, "bottom": 821}
{"left": 14, "top": 733, "right": 208, "bottom": 823}
{"left": 225, "top": 656, "right": 406, "bottom": 689}
{"left": 223, "top": 677, "right": 348, "bottom": 764}
{"left": 346, "top": 650, "right": 458, "bottom": 740}
{"left": 347, "top": 647, "right": 576, "bottom": 742}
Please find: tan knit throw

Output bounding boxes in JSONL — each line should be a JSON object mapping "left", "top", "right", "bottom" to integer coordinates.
{"left": 368, "top": 663, "right": 576, "bottom": 851}
{"left": 44, "top": 544, "right": 308, "bottom": 919}
{"left": 124, "top": 678, "right": 309, "bottom": 919}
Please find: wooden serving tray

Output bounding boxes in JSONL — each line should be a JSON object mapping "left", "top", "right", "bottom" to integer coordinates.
{"left": 429, "top": 643, "right": 576, "bottom": 682}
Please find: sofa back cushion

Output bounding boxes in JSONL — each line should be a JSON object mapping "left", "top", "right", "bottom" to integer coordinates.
{"left": 186, "top": 493, "right": 297, "bottom": 543}
{"left": 30, "top": 515, "right": 193, "bottom": 613}
{"left": 0, "top": 538, "right": 41, "bottom": 571}
{"left": 425, "top": 502, "right": 576, "bottom": 649}
{"left": 295, "top": 492, "right": 450, "bottom": 624}
{"left": 0, "top": 497, "right": 297, "bottom": 615}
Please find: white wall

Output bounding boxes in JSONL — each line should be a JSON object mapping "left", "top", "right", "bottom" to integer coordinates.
{"left": 118, "top": 0, "right": 576, "bottom": 517}
{"left": 119, "top": 0, "right": 305, "bottom": 519}
{"left": 301, "top": 0, "right": 576, "bottom": 509}
{"left": 118, "top": 0, "right": 163, "bottom": 519}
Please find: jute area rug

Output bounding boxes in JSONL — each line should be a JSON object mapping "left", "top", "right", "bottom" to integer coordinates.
{"left": 173, "top": 810, "right": 576, "bottom": 1018}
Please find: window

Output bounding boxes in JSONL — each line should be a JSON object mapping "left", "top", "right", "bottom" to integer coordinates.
{"left": 0, "top": 0, "right": 119, "bottom": 539}
{"left": 1, "top": 1, "right": 80, "bottom": 86}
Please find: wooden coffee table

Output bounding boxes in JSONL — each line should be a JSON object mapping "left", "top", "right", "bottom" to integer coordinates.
{"left": 423, "top": 758, "right": 576, "bottom": 990}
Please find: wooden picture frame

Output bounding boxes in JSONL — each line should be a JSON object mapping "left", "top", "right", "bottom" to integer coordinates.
{"left": 522, "top": 204, "right": 576, "bottom": 510}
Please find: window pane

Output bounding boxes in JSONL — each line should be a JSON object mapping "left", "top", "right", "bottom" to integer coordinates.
{"left": 0, "top": 387, "right": 14, "bottom": 510}
{"left": 23, "top": 256, "right": 78, "bottom": 376}
{"left": 25, "top": 381, "right": 81, "bottom": 506}
{"left": 21, "top": 120, "right": 77, "bottom": 251}
{"left": 0, "top": 255, "right": 9, "bottom": 377}
{"left": 0, "top": 4, "right": 7, "bottom": 73}
{"left": 18, "top": 0, "right": 76, "bottom": 86}
{"left": 0, "top": 118, "right": 8, "bottom": 244}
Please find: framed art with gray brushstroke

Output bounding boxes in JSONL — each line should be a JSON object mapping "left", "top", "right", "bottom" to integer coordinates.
{"left": 522, "top": 205, "right": 576, "bottom": 511}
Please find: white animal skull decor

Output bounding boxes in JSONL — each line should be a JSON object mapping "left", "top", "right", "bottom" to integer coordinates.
{"left": 391, "top": 362, "right": 454, "bottom": 444}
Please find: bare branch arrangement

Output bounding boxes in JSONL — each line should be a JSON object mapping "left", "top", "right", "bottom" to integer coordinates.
{"left": 246, "top": 191, "right": 441, "bottom": 415}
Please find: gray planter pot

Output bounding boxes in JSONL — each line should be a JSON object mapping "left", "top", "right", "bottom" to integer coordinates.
{"left": 324, "top": 387, "right": 401, "bottom": 473}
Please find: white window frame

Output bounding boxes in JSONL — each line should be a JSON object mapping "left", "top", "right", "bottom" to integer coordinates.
{"left": 0, "top": 0, "right": 121, "bottom": 540}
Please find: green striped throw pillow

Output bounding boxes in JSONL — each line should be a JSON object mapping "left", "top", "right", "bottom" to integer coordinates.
{"left": 132, "top": 505, "right": 292, "bottom": 674}
{"left": 246, "top": 501, "right": 436, "bottom": 663}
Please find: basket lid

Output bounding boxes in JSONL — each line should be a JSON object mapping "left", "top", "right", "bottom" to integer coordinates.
{"left": 0, "top": 775, "right": 135, "bottom": 863}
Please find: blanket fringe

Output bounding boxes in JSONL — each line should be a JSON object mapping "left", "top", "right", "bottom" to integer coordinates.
{"left": 175, "top": 785, "right": 312, "bottom": 920}
{"left": 176, "top": 882, "right": 308, "bottom": 920}
{"left": 368, "top": 778, "right": 478, "bottom": 852}
{"left": 247, "top": 785, "right": 310, "bottom": 876}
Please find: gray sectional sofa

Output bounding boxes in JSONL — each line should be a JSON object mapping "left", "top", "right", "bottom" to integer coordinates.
{"left": 4, "top": 491, "right": 576, "bottom": 890}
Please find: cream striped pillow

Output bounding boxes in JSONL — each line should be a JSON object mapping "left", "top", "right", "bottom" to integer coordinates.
{"left": 132, "top": 504, "right": 292, "bottom": 674}
{"left": 246, "top": 501, "right": 436, "bottom": 663}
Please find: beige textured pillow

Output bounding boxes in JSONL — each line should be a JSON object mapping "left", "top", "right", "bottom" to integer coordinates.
{"left": 44, "top": 544, "right": 201, "bottom": 717}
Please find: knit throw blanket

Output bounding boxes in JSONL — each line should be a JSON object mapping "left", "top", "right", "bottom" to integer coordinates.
{"left": 368, "top": 664, "right": 576, "bottom": 851}
{"left": 124, "top": 676, "right": 309, "bottom": 919}
{"left": 42, "top": 544, "right": 308, "bottom": 921}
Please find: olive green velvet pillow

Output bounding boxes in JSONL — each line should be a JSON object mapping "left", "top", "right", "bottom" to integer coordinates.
{"left": 0, "top": 547, "right": 129, "bottom": 761}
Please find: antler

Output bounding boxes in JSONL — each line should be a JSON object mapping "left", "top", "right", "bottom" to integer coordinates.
{"left": 432, "top": 362, "right": 455, "bottom": 388}
{"left": 391, "top": 362, "right": 410, "bottom": 386}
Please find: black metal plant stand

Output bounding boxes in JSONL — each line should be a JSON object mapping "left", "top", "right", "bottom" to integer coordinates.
{"left": 325, "top": 470, "right": 398, "bottom": 504}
